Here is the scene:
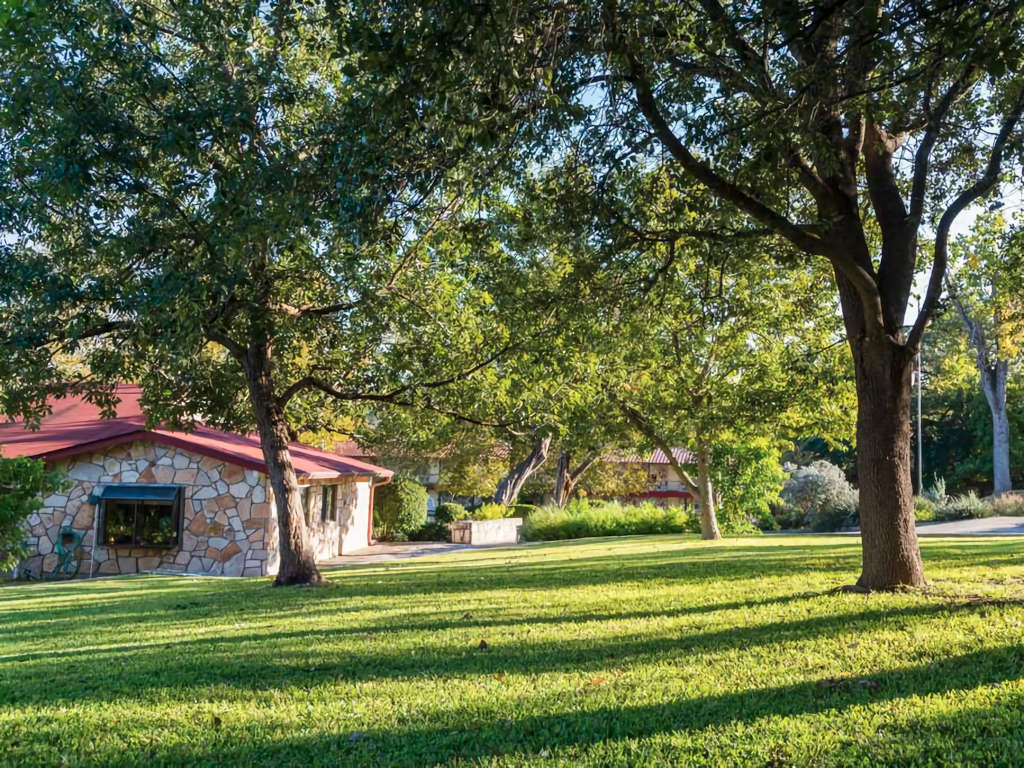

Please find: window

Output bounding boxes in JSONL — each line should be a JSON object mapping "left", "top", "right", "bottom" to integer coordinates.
{"left": 321, "top": 485, "right": 338, "bottom": 523}
{"left": 98, "top": 485, "right": 182, "bottom": 548}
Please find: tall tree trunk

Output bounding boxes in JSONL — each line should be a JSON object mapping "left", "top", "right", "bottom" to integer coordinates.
{"left": 553, "top": 451, "right": 600, "bottom": 507}
{"left": 493, "top": 435, "right": 551, "bottom": 506}
{"left": 242, "top": 342, "right": 322, "bottom": 586}
{"left": 851, "top": 333, "right": 925, "bottom": 589}
{"left": 982, "top": 361, "right": 1012, "bottom": 496}
{"left": 694, "top": 443, "right": 721, "bottom": 540}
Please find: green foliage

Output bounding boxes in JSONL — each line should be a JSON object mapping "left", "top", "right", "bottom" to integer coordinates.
{"left": 914, "top": 497, "right": 937, "bottom": 523}
{"left": 509, "top": 504, "right": 538, "bottom": 518}
{"left": 407, "top": 522, "right": 451, "bottom": 542}
{"left": 434, "top": 502, "right": 468, "bottom": 525}
{"left": 923, "top": 476, "right": 949, "bottom": 506}
{"left": 936, "top": 491, "right": 992, "bottom": 522}
{"left": 373, "top": 476, "right": 428, "bottom": 540}
{"left": 777, "top": 461, "right": 859, "bottom": 531}
{"left": 472, "top": 502, "right": 508, "bottom": 521}
{"left": 713, "top": 439, "right": 786, "bottom": 532}
{"left": 2, "top": 536, "right": 1024, "bottom": 764}
{"left": 521, "top": 499, "right": 696, "bottom": 541}
{"left": 990, "top": 494, "right": 1024, "bottom": 516}
{"left": 0, "top": 457, "right": 67, "bottom": 572}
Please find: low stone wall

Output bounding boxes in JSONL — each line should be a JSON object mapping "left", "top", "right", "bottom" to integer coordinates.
{"left": 450, "top": 517, "right": 522, "bottom": 546}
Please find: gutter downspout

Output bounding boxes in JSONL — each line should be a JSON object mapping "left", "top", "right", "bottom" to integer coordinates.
{"left": 367, "top": 474, "right": 392, "bottom": 546}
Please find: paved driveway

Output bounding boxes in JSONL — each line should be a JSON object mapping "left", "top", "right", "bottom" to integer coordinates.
{"left": 914, "top": 516, "right": 1024, "bottom": 536}
{"left": 320, "top": 541, "right": 506, "bottom": 567}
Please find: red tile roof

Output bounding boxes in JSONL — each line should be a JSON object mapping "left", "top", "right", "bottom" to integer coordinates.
{"left": 0, "top": 386, "right": 392, "bottom": 480}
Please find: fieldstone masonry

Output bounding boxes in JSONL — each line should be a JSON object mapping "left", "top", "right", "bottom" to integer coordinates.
{"left": 18, "top": 440, "right": 370, "bottom": 579}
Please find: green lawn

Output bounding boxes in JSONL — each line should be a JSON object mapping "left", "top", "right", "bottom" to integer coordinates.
{"left": 2, "top": 535, "right": 1023, "bottom": 767}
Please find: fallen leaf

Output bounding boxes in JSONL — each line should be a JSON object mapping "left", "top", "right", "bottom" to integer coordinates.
{"left": 589, "top": 676, "right": 606, "bottom": 685}
{"left": 494, "top": 672, "right": 506, "bottom": 681}
{"left": 478, "top": 639, "right": 489, "bottom": 650}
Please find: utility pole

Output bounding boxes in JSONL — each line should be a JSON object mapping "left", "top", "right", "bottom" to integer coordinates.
{"left": 916, "top": 344, "right": 923, "bottom": 495}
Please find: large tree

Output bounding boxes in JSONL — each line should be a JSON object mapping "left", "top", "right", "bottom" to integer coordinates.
{"left": 946, "top": 213, "right": 1024, "bottom": 496}
{"left": 517, "top": 0, "right": 1024, "bottom": 586}
{"left": 0, "top": 1, "right": 549, "bottom": 584}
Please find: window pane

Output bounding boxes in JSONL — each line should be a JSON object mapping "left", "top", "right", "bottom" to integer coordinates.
{"left": 322, "top": 485, "right": 337, "bottom": 522}
{"left": 103, "top": 501, "right": 135, "bottom": 546}
{"left": 137, "top": 502, "right": 177, "bottom": 547}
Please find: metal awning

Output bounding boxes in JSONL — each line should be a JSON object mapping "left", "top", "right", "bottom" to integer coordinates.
{"left": 93, "top": 484, "right": 181, "bottom": 502}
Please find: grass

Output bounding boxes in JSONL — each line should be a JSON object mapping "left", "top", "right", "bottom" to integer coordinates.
{"left": 1, "top": 534, "right": 1023, "bottom": 767}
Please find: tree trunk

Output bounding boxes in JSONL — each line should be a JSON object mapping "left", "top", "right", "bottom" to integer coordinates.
{"left": 242, "top": 343, "right": 322, "bottom": 586}
{"left": 982, "top": 361, "right": 1012, "bottom": 496}
{"left": 694, "top": 442, "right": 721, "bottom": 540}
{"left": 493, "top": 435, "right": 551, "bottom": 506}
{"left": 553, "top": 452, "right": 572, "bottom": 507}
{"left": 553, "top": 451, "right": 600, "bottom": 507}
{"left": 851, "top": 334, "right": 925, "bottom": 590}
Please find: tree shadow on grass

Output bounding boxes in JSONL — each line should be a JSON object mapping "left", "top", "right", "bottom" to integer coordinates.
{"left": 1, "top": 537, "right": 1018, "bottom": 650}
{"left": 11, "top": 644, "right": 1023, "bottom": 767}
{"left": 3, "top": 593, "right": 1017, "bottom": 709}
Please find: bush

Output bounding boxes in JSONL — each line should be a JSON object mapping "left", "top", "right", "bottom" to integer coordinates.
{"left": 509, "top": 503, "right": 538, "bottom": 518}
{"left": 776, "top": 461, "right": 858, "bottom": 531}
{"left": 472, "top": 502, "right": 508, "bottom": 520}
{"left": 373, "top": 475, "right": 428, "bottom": 539}
{"left": 914, "top": 497, "right": 937, "bottom": 522}
{"left": 434, "top": 502, "right": 468, "bottom": 524}
{"left": 1, "top": 458, "right": 68, "bottom": 572}
{"left": 521, "top": 499, "right": 695, "bottom": 541}
{"left": 936, "top": 491, "right": 991, "bottom": 521}
{"left": 408, "top": 521, "right": 451, "bottom": 542}
{"left": 991, "top": 493, "right": 1024, "bottom": 516}
{"left": 923, "top": 475, "right": 948, "bottom": 506}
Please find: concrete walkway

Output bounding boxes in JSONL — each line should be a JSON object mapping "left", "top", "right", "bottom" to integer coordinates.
{"left": 914, "top": 516, "right": 1024, "bottom": 536}
{"left": 320, "top": 541, "right": 497, "bottom": 567}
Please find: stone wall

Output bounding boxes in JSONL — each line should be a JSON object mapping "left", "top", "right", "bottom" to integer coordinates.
{"left": 19, "top": 442, "right": 274, "bottom": 579}
{"left": 272, "top": 480, "right": 366, "bottom": 562}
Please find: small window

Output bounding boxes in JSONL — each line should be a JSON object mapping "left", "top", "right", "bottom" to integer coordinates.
{"left": 321, "top": 485, "right": 338, "bottom": 523}
{"left": 99, "top": 485, "right": 182, "bottom": 549}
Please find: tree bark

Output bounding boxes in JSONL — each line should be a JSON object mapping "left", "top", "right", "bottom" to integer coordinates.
{"left": 242, "top": 342, "right": 323, "bottom": 586}
{"left": 493, "top": 435, "right": 551, "bottom": 506}
{"left": 694, "top": 442, "right": 722, "bottom": 540}
{"left": 553, "top": 451, "right": 599, "bottom": 507}
{"left": 850, "top": 332, "right": 925, "bottom": 589}
{"left": 982, "top": 362, "right": 1012, "bottom": 496}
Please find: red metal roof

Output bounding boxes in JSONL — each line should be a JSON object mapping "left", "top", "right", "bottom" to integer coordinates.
{"left": 604, "top": 447, "right": 696, "bottom": 465}
{"left": 0, "top": 386, "right": 392, "bottom": 480}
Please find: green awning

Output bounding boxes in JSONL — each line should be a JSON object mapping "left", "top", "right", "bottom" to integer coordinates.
{"left": 95, "top": 484, "right": 181, "bottom": 502}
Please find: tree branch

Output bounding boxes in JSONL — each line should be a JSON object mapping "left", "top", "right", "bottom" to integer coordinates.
{"left": 907, "top": 90, "right": 1024, "bottom": 354}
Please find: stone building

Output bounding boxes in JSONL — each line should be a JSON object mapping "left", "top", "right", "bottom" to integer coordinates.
{"left": 0, "top": 386, "right": 392, "bottom": 578}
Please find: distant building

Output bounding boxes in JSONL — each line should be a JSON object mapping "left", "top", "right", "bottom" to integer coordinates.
{"left": 605, "top": 448, "right": 696, "bottom": 507}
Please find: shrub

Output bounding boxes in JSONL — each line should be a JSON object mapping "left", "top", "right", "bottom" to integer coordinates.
{"left": 936, "top": 491, "right": 991, "bottom": 521}
{"left": 521, "top": 499, "right": 695, "bottom": 541}
{"left": 509, "top": 503, "right": 538, "bottom": 518}
{"left": 776, "top": 461, "right": 859, "bottom": 531}
{"left": 923, "top": 475, "right": 948, "bottom": 505}
{"left": 472, "top": 502, "right": 508, "bottom": 520}
{"left": 991, "top": 493, "right": 1024, "bottom": 516}
{"left": 914, "top": 497, "right": 937, "bottom": 522}
{"left": 1, "top": 458, "right": 68, "bottom": 572}
{"left": 373, "top": 475, "right": 428, "bottom": 539}
{"left": 434, "top": 502, "right": 468, "bottom": 524}
{"left": 408, "top": 522, "right": 451, "bottom": 542}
